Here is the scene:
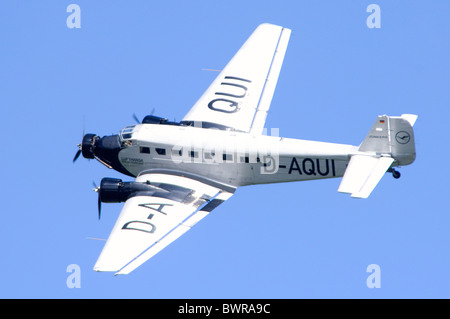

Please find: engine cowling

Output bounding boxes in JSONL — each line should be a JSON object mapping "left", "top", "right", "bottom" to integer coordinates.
{"left": 98, "top": 178, "right": 154, "bottom": 203}
{"left": 141, "top": 115, "right": 168, "bottom": 124}
{"left": 81, "top": 134, "right": 97, "bottom": 159}
{"left": 94, "top": 176, "right": 196, "bottom": 219}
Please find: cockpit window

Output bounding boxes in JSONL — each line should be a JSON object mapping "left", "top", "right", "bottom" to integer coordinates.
{"left": 120, "top": 125, "right": 136, "bottom": 141}
{"left": 122, "top": 127, "right": 134, "bottom": 133}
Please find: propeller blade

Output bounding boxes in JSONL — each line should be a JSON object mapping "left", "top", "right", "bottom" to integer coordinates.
{"left": 98, "top": 194, "right": 102, "bottom": 220}
{"left": 73, "top": 149, "right": 82, "bottom": 163}
{"left": 73, "top": 118, "right": 84, "bottom": 164}
{"left": 92, "top": 181, "right": 101, "bottom": 220}
{"left": 133, "top": 113, "right": 140, "bottom": 124}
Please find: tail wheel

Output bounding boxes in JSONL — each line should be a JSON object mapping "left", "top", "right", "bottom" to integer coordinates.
{"left": 392, "top": 170, "right": 401, "bottom": 179}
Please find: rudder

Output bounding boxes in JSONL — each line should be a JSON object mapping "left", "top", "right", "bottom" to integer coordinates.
{"left": 359, "top": 114, "right": 417, "bottom": 166}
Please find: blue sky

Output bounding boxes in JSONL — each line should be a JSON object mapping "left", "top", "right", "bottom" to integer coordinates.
{"left": 1, "top": 0, "right": 449, "bottom": 298}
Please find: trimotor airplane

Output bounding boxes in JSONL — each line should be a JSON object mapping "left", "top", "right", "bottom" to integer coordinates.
{"left": 73, "top": 23, "right": 417, "bottom": 275}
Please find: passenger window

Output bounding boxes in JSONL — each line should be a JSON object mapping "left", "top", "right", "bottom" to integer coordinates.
{"left": 189, "top": 151, "right": 198, "bottom": 158}
{"left": 172, "top": 148, "right": 182, "bottom": 156}
{"left": 140, "top": 147, "right": 150, "bottom": 154}
{"left": 240, "top": 155, "right": 249, "bottom": 163}
{"left": 223, "top": 153, "right": 233, "bottom": 161}
{"left": 204, "top": 151, "right": 215, "bottom": 159}
{"left": 156, "top": 148, "right": 166, "bottom": 155}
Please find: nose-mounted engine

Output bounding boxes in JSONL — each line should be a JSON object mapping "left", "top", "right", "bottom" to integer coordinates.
{"left": 73, "top": 133, "right": 132, "bottom": 176}
{"left": 81, "top": 133, "right": 98, "bottom": 159}
{"left": 73, "top": 133, "right": 98, "bottom": 162}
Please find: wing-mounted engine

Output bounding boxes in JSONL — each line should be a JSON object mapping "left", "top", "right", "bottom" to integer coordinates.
{"left": 141, "top": 115, "right": 180, "bottom": 126}
{"left": 94, "top": 177, "right": 196, "bottom": 219}
{"left": 97, "top": 178, "right": 149, "bottom": 204}
{"left": 141, "top": 115, "right": 168, "bottom": 124}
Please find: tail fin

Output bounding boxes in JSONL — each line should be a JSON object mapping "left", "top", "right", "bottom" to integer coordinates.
{"left": 338, "top": 114, "right": 417, "bottom": 198}
{"left": 359, "top": 114, "right": 417, "bottom": 165}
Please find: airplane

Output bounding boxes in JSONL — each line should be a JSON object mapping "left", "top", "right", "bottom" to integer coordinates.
{"left": 73, "top": 23, "right": 417, "bottom": 275}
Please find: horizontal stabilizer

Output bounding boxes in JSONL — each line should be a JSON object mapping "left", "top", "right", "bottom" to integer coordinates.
{"left": 338, "top": 155, "right": 394, "bottom": 199}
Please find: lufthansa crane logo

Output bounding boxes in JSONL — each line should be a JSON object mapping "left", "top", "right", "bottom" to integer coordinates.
{"left": 395, "top": 131, "right": 411, "bottom": 144}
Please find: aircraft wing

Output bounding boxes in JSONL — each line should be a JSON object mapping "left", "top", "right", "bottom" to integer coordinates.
{"left": 94, "top": 171, "right": 235, "bottom": 275}
{"left": 182, "top": 23, "right": 291, "bottom": 134}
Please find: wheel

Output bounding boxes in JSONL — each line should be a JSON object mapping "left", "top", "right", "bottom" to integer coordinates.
{"left": 392, "top": 170, "right": 401, "bottom": 179}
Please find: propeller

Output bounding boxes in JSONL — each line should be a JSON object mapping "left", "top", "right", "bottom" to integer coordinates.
{"left": 133, "top": 108, "right": 155, "bottom": 124}
{"left": 73, "top": 144, "right": 82, "bottom": 163}
{"left": 93, "top": 181, "right": 101, "bottom": 220}
{"left": 98, "top": 195, "right": 102, "bottom": 220}
{"left": 73, "top": 123, "right": 85, "bottom": 163}
{"left": 132, "top": 113, "right": 140, "bottom": 124}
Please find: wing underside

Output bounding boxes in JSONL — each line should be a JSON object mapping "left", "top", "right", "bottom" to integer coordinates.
{"left": 182, "top": 23, "right": 291, "bottom": 134}
{"left": 94, "top": 172, "right": 234, "bottom": 275}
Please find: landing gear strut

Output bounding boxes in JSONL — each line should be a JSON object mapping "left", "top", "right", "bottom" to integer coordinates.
{"left": 388, "top": 167, "right": 401, "bottom": 179}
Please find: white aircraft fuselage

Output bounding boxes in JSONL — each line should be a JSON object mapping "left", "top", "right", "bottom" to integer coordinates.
{"left": 116, "top": 123, "right": 358, "bottom": 187}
